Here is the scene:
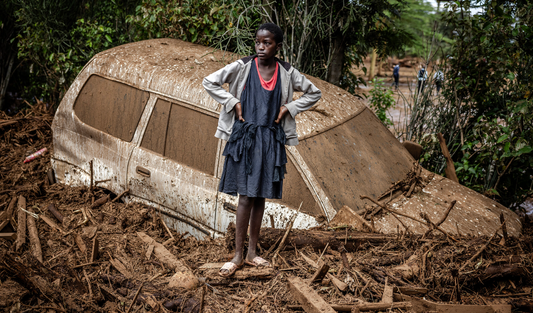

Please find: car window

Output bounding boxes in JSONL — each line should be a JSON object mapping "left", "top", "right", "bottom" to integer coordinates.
{"left": 141, "top": 99, "right": 218, "bottom": 176}
{"left": 74, "top": 75, "right": 150, "bottom": 142}
{"left": 298, "top": 108, "right": 413, "bottom": 211}
{"left": 141, "top": 99, "right": 171, "bottom": 155}
{"left": 165, "top": 103, "right": 218, "bottom": 175}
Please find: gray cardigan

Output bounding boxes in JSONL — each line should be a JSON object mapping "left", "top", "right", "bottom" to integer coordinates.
{"left": 202, "top": 55, "right": 322, "bottom": 146}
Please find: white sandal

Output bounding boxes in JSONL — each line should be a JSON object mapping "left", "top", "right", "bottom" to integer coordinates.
{"left": 245, "top": 256, "right": 271, "bottom": 267}
{"left": 219, "top": 262, "right": 242, "bottom": 277}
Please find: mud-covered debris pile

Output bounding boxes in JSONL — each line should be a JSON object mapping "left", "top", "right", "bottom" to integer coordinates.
{"left": 0, "top": 100, "right": 53, "bottom": 199}
{"left": 0, "top": 105, "right": 533, "bottom": 312}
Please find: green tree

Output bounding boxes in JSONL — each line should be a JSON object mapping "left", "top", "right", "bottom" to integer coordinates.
{"left": 368, "top": 78, "right": 395, "bottom": 126}
{"left": 390, "top": 0, "right": 450, "bottom": 58}
{"left": 415, "top": 0, "right": 533, "bottom": 208}
{"left": 13, "top": 0, "right": 141, "bottom": 106}
{"left": 0, "top": 1, "right": 19, "bottom": 110}
{"left": 126, "top": 0, "right": 243, "bottom": 47}
{"left": 207, "top": 0, "right": 413, "bottom": 89}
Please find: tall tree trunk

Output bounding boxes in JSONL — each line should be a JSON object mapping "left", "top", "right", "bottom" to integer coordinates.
{"left": 326, "top": 35, "right": 345, "bottom": 86}
{"left": 368, "top": 49, "right": 377, "bottom": 81}
{"left": 0, "top": 52, "right": 15, "bottom": 111}
{"left": 262, "top": 0, "right": 273, "bottom": 23}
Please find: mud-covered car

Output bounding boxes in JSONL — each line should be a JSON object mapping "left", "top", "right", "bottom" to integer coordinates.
{"left": 51, "top": 39, "right": 520, "bottom": 239}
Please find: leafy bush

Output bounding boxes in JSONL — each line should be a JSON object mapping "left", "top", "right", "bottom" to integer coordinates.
{"left": 14, "top": 0, "right": 138, "bottom": 106}
{"left": 8, "top": 0, "right": 247, "bottom": 107}
{"left": 368, "top": 78, "right": 395, "bottom": 127}
{"left": 405, "top": 0, "right": 533, "bottom": 209}
{"left": 126, "top": 0, "right": 244, "bottom": 47}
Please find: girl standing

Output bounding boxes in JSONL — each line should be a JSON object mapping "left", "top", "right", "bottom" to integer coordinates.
{"left": 203, "top": 23, "right": 321, "bottom": 277}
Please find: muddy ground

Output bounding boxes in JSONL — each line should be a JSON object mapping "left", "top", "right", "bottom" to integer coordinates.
{"left": 1, "top": 104, "right": 533, "bottom": 313}
{"left": 353, "top": 56, "right": 440, "bottom": 136}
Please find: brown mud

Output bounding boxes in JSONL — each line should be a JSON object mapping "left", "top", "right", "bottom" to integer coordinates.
{"left": 1, "top": 104, "right": 533, "bottom": 312}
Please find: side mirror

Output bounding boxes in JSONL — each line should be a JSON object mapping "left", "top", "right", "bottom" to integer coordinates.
{"left": 402, "top": 140, "right": 423, "bottom": 160}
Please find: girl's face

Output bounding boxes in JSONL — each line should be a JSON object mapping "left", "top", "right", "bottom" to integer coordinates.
{"left": 255, "top": 29, "right": 281, "bottom": 61}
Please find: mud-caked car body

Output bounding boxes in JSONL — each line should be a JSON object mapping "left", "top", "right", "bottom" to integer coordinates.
{"left": 52, "top": 39, "right": 520, "bottom": 239}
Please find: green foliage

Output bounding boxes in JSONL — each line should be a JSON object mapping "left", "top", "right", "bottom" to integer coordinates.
{"left": 127, "top": 0, "right": 244, "bottom": 47}
{"left": 368, "top": 78, "right": 395, "bottom": 126}
{"left": 0, "top": 0, "right": 18, "bottom": 111}
{"left": 5, "top": 0, "right": 246, "bottom": 107}
{"left": 414, "top": 0, "right": 533, "bottom": 208}
{"left": 5, "top": 0, "right": 413, "bottom": 107}
{"left": 211, "top": 0, "right": 413, "bottom": 89}
{"left": 13, "top": 0, "right": 139, "bottom": 105}
{"left": 389, "top": 0, "right": 451, "bottom": 58}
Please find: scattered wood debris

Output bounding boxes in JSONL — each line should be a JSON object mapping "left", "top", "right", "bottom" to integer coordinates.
{"left": 0, "top": 98, "right": 532, "bottom": 312}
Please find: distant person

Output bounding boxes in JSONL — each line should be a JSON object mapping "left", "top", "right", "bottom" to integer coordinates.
{"left": 434, "top": 70, "right": 444, "bottom": 93}
{"left": 417, "top": 65, "right": 427, "bottom": 93}
{"left": 392, "top": 63, "right": 400, "bottom": 89}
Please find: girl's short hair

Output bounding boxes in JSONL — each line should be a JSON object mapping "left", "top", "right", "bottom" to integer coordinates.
{"left": 256, "top": 23, "right": 283, "bottom": 44}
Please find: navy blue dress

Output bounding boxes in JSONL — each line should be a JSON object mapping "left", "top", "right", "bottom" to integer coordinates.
{"left": 219, "top": 59, "right": 287, "bottom": 199}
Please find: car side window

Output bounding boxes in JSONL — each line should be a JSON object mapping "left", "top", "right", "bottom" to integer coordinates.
{"left": 141, "top": 99, "right": 219, "bottom": 176}
{"left": 141, "top": 99, "right": 171, "bottom": 155}
{"left": 74, "top": 75, "right": 150, "bottom": 142}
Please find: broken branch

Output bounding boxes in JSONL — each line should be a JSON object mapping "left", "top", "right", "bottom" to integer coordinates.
{"left": 47, "top": 203, "right": 64, "bottom": 223}
{"left": 15, "top": 196, "right": 27, "bottom": 252}
{"left": 459, "top": 224, "right": 503, "bottom": 272}
{"left": 112, "top": 188, "right": 130, "bottom": 203}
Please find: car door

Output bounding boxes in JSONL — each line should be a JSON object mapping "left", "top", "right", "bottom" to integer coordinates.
{"left": 127, "top": 97, "right": 221, "bottom": 239}
{"left": 54, "top": 74, "right": 150, "bottom": 194}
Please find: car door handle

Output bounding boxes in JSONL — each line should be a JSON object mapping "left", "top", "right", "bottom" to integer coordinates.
{"left": 223, "top": 202, "right": 237, "bottom": 214}
{"left": 136, "top": 166, "right": 151, "bottom": 177}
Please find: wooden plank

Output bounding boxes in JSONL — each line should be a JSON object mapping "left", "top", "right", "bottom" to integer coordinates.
{"left": 0, "top": 232, "right": 16, "bottom": 240}
{"left": 488, "top": 305, "right": 512, "bottom": 313}
{"left": 355, "top": 302, "right": 411, "bottom": 311}
{"left": 137, "top": 231, "right": 198, "bottom": 289}
{"left": 90, "top": 195, "right": 109, "bottom": 209}
{"left": 233, "top": 267, "right": 275, "bottom": 280}
{"left": 410, "top": 298, "right": 511, "bottom": 313}
{"left": 299, "top": 251, "right": 318, "bottom": 268}
{"left": 287, "top": 275, "right": 336, "bottom": 313}
{"left": 74, "top": 234, "right": 87, "bottom": 254}
{"left": 380, "top": 278, "right": 393, "bottom": 304}
{"left": 436, "top": 303, "right": 511, "bottom": 313}
{"left": 47, "top": 203, "right": 63, "bottom": 223}
{"left": 26, "top": 207, "right": 43, "bottom": 263}
{"left": 299, "top": 251, "right": 345, "bottom": 290}
{"left": 145, "top": 244, "right": 154, "bottom": 260}
{"left": 198, "top": 262, "right": 225, "bottom": 270}
{"left": 310, "top": 260, "right": 329, "bottom": 283}
{"left": 0, "top": 196, "right": 17, "bottom": 231}
{"left": 287, "top": 301, "right": 411, "bottom": 312}
{"left": 326, "top": 273, "right": 348, "bottom": 292}
{"left": 393, "top": 286, "right": 428, "bottom": 295}
{"left": 199, "top": 262, "right": 275, "bottom": 280}
{"left": 40, "top": 215, "right": 66, "bottom": 235}
{"left": 15, "top": 196, "right": 27, "bottom": 251}
{"left": 437, "top": 133, "right": 459, "bottom": 182}
{"left": 91, "top": 236, "right": 99, "bottom": 262}
{"left": 109, "top": 257, "right": 133, "bottom": 279}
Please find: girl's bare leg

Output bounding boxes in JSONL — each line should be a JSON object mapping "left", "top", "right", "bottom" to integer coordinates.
{"left": 246, "top": 197, "right": 265, "bottom": 262}
{"left": 230, "top": 195, "right": 254, "bottom": 266}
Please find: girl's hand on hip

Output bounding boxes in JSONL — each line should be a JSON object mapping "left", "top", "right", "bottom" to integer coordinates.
{"left": 236, "top": 103, "right": 245, "bottom": 122}
{"left": 274, "top": 106, "right": 288, "bottom": 124}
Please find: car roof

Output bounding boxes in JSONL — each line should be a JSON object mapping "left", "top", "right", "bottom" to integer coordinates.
{"left": 87, "top": 38, "right": 366, "bottom": 138}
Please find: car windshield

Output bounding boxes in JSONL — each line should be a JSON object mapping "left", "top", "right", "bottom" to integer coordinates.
{"left": 297, "top": 107, "right": 413, "bottom": 212}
